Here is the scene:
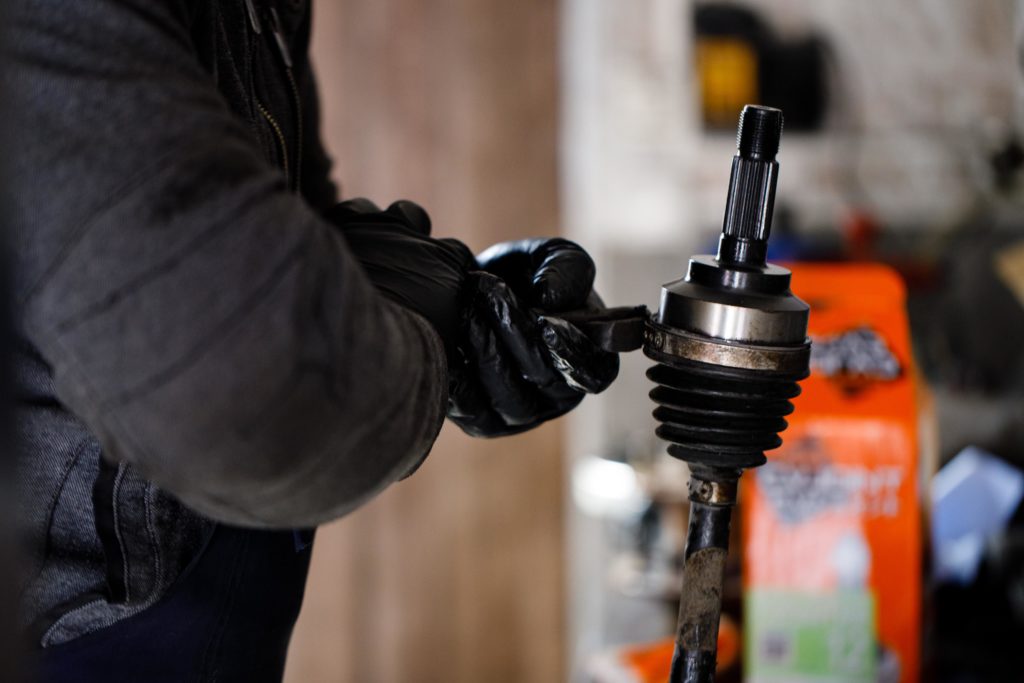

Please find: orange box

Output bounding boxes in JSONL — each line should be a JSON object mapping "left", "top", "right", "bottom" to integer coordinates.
{"left": 743, "top": 263, "right": 921, "bottom": 683}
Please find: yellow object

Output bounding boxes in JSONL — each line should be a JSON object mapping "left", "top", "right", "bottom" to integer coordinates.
{"left": 994, "top": 239, "right": 1024, "bottom": 309}
{"left": 696, "top": 38, "right": 758, "bottom": 128}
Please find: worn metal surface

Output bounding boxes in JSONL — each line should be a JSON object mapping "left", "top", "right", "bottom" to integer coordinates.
{"left": 645, "top": 322, "right": 810, "bottom": 375}
{"left": 657, "top": 279, "right": 809, "bottom": 345}
{"left": 669, "top": 473, "right": 737, "bottom": 683}
{"left": 688, "top": 477, "right": 738, "bottom": 507}
{"left": 675, "top": 546, "right": 728, "bottom": 650}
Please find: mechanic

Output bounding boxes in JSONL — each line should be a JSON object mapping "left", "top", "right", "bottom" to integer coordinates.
{"left": 4, "top": 1, "right": 619, "bottom": 680}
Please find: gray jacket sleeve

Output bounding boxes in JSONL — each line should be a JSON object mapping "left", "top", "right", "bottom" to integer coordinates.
{"left": 4, "top": 0, "right": 448, "bottom": 527}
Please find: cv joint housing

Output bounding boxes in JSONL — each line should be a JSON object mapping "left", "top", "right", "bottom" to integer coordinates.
{"left": 643, "top": 105, "right": 811, "bottom": 472}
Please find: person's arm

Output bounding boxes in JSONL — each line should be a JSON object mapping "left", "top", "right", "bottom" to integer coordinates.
{"left": 5, "top": 0, "right": 446, "bottom": 527}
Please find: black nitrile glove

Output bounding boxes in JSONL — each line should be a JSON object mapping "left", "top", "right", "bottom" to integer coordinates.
{"left": 446, "top": 238, "right": 620, "bottom": 437}
{"left": 330, "top": 201, "right": 619, "bottom": 438}
{"left": 327, "top": 198, "right": 476, "bottom": 361}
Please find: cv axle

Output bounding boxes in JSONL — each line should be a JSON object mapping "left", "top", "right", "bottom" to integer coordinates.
{"left": 644, "top": 105, "right": 810, "bottom": 682}
{"left": 559, "top": 104, "right": 810, "bottom": 683}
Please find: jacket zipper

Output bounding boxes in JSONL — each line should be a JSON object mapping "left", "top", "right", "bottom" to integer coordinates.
{"left": 246, "top": 1, "right": 303, "bottom": 192}
{"left": 283, "top": 62, "right": 303, "bottom": 192}
{"left": 256, "top": 99, "right": 290, "bottom": 184}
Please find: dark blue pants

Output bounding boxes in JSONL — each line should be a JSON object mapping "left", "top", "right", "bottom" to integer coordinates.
{"left": 33, "top": 526, "right": 313, "bottom": 682}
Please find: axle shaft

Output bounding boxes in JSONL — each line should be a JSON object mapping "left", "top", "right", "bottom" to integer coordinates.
{"left": 642, "top": 105, "right": 810, "bottom": 682}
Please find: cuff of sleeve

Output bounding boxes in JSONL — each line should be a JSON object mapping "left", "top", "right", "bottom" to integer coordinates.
{"left": 396, "top": 309, "right": 449, "bottom": 479}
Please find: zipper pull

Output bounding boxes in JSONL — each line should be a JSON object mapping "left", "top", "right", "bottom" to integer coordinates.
{"left": 244, "top": 0, "right": 262, "bottom": 34}
{"left": 267, "top": 7, "right": 293, "bottom": 69}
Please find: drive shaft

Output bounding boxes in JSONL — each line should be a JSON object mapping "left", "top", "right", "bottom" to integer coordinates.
{"left": 642, "top": 105, "right": 811, "bottom": 683}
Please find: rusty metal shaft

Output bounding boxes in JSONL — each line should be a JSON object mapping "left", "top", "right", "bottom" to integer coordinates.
{"left": 642, "top": 105, "right": 809, "bottom": 683}
{"left": 668, "top": 469, "right": 738, "bottom": 683}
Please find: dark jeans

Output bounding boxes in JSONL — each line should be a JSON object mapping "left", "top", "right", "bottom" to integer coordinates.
{"left": 32, "top": 526, "right": 313, "bottom": 683}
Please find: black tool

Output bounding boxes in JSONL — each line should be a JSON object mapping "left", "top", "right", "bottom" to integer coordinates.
{"left": 556, "top": 305, "right": 650, "bottom": 353}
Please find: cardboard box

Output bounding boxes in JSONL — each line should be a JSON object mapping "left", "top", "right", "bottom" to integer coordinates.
{"left": 743, "top": 263, "right": 921, "bottom": 683}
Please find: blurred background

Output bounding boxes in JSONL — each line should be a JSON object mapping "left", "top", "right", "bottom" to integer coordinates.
{"left": 283, "top": 1, "right": 1024, "bottom": 681}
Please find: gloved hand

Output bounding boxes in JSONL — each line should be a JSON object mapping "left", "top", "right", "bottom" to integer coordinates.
{"left": 329, "top": 200, "right": 620, "bottom": 438}
{"left": 326, "top": 198, "right": 476, "bottom": 361}
{"left": 446, "top": 238, "right": 620, "bottom": 437}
